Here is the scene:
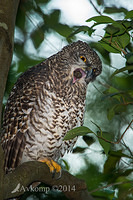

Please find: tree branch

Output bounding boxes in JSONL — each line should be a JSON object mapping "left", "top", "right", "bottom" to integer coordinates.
{"left": 3, "top": 160, "right": 94, "bottom": 200}
{"left": 0, "top": 1, "right": 20, "bottom": 199}
{"left": 0, "top": 0, "right": 20, "bottom": 126}
{"left": 0, "top": 145, "right": 4, "bottom": 200}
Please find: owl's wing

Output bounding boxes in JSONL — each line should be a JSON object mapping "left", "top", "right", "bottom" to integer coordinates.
{"left": 1, "top": 63, "right": 48, "bottom": 172}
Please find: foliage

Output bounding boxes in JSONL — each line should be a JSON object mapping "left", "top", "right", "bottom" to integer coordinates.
{"left": 3, "top": 0, "right": 133, "bottom": 199}
{"left": 64, "top": 3, "right": 133, "bottom": 200}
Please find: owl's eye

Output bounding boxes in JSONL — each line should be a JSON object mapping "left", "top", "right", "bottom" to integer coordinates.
{"left": 80, "top": 56, "right": 86, "bottom": 62}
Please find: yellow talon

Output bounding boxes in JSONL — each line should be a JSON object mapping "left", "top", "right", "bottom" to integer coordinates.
{"left": 39, "top": 158, "right": 61, "bottom": 174}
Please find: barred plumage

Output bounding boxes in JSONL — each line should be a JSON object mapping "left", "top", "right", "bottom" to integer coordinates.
{"left": 1, "top": 40, "right": 102, "bottom": 173}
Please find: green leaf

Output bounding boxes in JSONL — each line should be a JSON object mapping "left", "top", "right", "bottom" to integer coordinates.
{"left": 73, "top": 147, "right": 87, "bottom": 153}
{"left": 47, "top": 9, "right": 60, "bottom": 24}
{"left": 122, "top": 20, "right": 133, "bottom": 29}
{"left": 107, "top": 104, "right": 128, "bottom": 120}
{"left": 16, "top": 5, "right": 26, "bottom": 30}
{"left": 105, "top": 86, "right": 119, "bottom": 94}
{"left": 68, "top": 26, "right": 94, "bottom": 38}
{"left": 109, "top": 150, "right": 132, "bottom": 159}
{"left": 36, "top": 0, "right": 50, "bottom": 3}
{"left": 105, "top": 24, "right": 120, "bottom": 35}
{"left": 97, "top": 131, "right": 112, "bottom": 156}
{"left": 99, "top": 19, "right": 131, "bottom": 53}
{"left": 83, "top": 135, "right": 95, "bottom": 146}
{"left": 117, "top": 32, "right": 130, "bottom": 48}
{"left": 112, "top": 75, "right": 133, "bottom": 90}
{"left": 104, "top": 150, "right": 123, "bottom": 174}
{"left": 31, "top": 26, "right": 45, "bottom": 49}
{"left": 102, "top": 92, "right": 121, "bottom": 102}
{"left": 104, "top": 6, "right": 128, "bottom": 14}
{"left": 125, "top": 10, "right": 133, "bottom": 19}
{"left": 55, "top": 23, "right": 74, "bottom": 38}
{"left": 111, "top": 65, "right": 133, "bottom": 77}
{"left": 126, "top": 53, "right": 133, "bottom": 64}
{"left": 63, "top": 126, "right": 93, "bottom": 140}
{"left": 128, "top": 90, "right": 133, "bottom": 98}
{"left": 114, "top": 104, "right": 127, "bottom": 114}
{"left": 61, "top": 159, "right": 70, "bottom": 171}
{"left": 99, "top": 40, "right": 120, "bottom": 53}
{"left": 107, "top": 105, "right": 116, "bottom": 120}
{"left": 86, "top": 15, "right": 115, "bottom": 23}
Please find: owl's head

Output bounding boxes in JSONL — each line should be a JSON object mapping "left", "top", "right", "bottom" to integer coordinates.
{"left": 57, "top": 40, "right": 102, "bottom": 85}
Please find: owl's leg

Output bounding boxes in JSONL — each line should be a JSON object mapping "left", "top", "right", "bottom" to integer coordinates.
{"left": 39, "top": 158, "right": 61, "bottom": 178}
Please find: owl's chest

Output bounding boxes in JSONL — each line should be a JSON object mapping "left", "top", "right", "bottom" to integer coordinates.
{"left": 33, "top": 90, "right": 85, "bottom": 136}
{"left": 43, "top": 93, "right": 85, "bottom": 131}
{"left": 22, "top": 91, "right": 86, "bottom": 162}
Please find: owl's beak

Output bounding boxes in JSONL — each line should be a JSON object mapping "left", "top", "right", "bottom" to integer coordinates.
{"left": 84, "top": 67, "right": 94, "bottom": 84}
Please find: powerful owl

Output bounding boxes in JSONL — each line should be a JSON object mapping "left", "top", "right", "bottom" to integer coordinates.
{"left": 1, "top": 40, "right": 102, "bottom": 174}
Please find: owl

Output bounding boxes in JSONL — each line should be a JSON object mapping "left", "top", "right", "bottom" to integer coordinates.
{"left": 1, "top": 40, "right": 102, "bottom": 174}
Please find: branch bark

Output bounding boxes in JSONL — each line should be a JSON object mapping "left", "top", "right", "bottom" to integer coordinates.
{"left": 0, "top": 145, "right": 4, "bottom": 200}
{"left": 0, "top": 0, "right": 20, "bottom": 126}
{"left": 0, "top": 1, "right": 20, "bottom": 199}
{"left": 3, "top": 160, "right": 94, "bottom": 200}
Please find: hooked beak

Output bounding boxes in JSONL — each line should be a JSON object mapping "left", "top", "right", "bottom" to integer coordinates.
{"left": 85, "top": 68, "right": 93, "bottom": 84}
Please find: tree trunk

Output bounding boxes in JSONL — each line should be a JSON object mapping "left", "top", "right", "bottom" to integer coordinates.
{"left": 0, "top": 1, "right": 20, "bottom": 199}
{"left": 0, "top": 0, "right": 20, "bottom": 127}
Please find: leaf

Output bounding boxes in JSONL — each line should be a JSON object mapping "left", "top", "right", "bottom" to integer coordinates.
{"left": 61, "top": 159, "right": 70, "bottom": 171}
{"left": 109, "top": 150, "right": 132, "bottom": 159}
{"left": 107, "top": 105, "right": 116, "bottom": 120}
{"left": 125, "top": 10, "right": 133, "bottom": 19}
{"left": 107, "top": 103, "right": 128, "bottom": 120}
{"left": 99, "top": 40, "right": 120, "bottom": 53}
{"left": 122, "top": 20, "right": 133, "bottom": 30}
{"left": 63, "top": 126, "right": 93, "bottom": 140}
{"left": 105, "top": 86, "right": 119, "bottom": 94}
{"left": 31, "top": 25, "right": 45, "bottom": 49}
{"left": 104, "top": 6, "right": 128, "bottom": 14}
{"left": 55, "top": 23, "right": 74, "bottom": 38}
{"left": 111, "top": 65, "right": 133, "bottom": 77}
{"left": 68, "top": 26, "right": 94, "bottom": 38}
{"left": 47, "top": 9, "right": 60, "bottom": 24}
{"left": 16, "top": 5, "right": 26, "bottom": 30}
{"left": 114, "top": 104, "right": 127, "bottom": 114}
{"left": 103, "top": 87, "right": 122, "bottom": 102}
{"left": 112, "top": 75, "right": 133, "bottom": 90}
{"left": 97, "top": 131, "right": 112, "bottom": 156}
{"left": 128, "top": 90, "right": 133, "bottom": 98}
{"left": 99, "top": 19, "right": 131, "bottom": 53}
{"left": 105, "top": 24, "right": 120, "bottom": 35}
{"left": 126, "top": 53, "right": 133, "bottom": 64}
{"left": 86, "top": 15, "right": 115, "bottom": 23}
{"left": 36, "top": 0, "right": 50, "bottom": 3}
{"left": 117, "top": 32, "right": 130, "bottom": 48}
{"left": 73, "top": 147, "right": 87, "bottom": 153}
{"left": 83, "top": 135, "right": 95, "bottom": 146}
{"left": 104, "top": 150, "right": 123, "bottom": 174}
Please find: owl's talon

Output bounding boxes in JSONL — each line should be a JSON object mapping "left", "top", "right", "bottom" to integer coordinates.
{"left": 56, "top": 168, "right": 62, "bottom": 180}
{"left": 52, "top": 167, "right": 62, "bottom": 179}
{"left": 39, "top": 158, "right": 61, "bottom": 178}
{"left": 52, "top": 169, "right": 56, "bottom": 178}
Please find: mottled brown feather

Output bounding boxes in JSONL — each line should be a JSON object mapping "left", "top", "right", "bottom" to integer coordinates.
{"left": 1, "top": 40, "right": 102, "bottom": 173}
